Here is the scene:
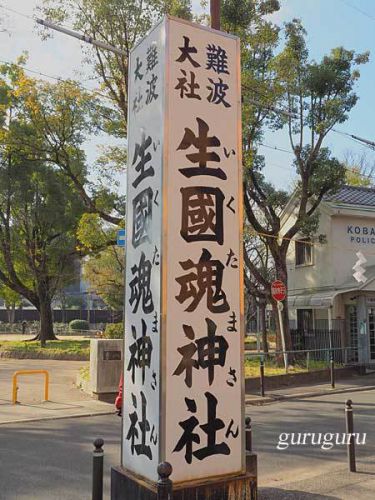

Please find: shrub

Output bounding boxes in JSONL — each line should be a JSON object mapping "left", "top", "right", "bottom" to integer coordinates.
{"left": 69, "top": 319, "right": 90, "bottom": 331}
{"left": 104, "top": 323, "right": 124, "bottom": 339}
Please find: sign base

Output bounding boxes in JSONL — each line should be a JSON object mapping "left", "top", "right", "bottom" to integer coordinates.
{"left": 111, "top": 457, "right": 257, "bottom": 500}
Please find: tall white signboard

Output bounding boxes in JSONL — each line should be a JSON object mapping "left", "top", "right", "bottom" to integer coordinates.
{"left": 123, "top": 16, "right": 243, "bottom": 484}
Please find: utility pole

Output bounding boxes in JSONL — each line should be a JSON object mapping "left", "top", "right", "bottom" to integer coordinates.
{"left": 210, "top": 0, "right": 221, "bottom": 30}
{"left": 36, "top": 18, "right": 126, "bottom": 57}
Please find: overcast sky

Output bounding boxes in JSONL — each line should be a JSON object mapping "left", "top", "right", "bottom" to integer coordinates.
{"left": 1, "top": 0, "right": 375, "bottom": 192}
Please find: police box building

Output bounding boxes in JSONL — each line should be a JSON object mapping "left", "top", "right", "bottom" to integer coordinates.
{"left": 282, "top": 185, "right": 375, "bottom": 366}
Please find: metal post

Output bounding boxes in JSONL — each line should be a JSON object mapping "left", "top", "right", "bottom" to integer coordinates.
{"left": 259, "top": 358, "right": 265, "bottom": 397}
{"left": 330, "top": 350, "right": 335, "bottom": 389}
{"left": 92, "top": 438, "right": 104, "bottom": 500}
{"left": 277, "top": 302, "right": 288, "bottom": 369}
{"left": 345, "top": 400, "right": 356, "bottom": 472}
{"left": 285, "top": 352, "right": 289, "bottom": 374}
{"left": 306, "top": 351, "right": 310, "bottom": 371}
{"left": 210, "top": 0, "right": 221, "bottom": 30}
{"left": 157, "top": 462, "right": 173, "bottom": 500}
{"left": 245, "top": 416, "right": 252, "bottom": 453}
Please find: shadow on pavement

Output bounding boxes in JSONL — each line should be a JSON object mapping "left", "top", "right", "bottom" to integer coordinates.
{"left": 259, "top": 488, "right": 340, "bottom": 499}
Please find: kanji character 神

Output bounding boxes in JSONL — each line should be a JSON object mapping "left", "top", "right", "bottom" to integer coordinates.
{"left": 127, "top": 320, "right": 153, "bottom": 385}
{"left": 173, "top": 318, "right": 228, "bottom": 387}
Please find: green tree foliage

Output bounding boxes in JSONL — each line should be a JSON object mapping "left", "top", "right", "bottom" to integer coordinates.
{"left": 239, "top": 13, "right": 368, "bottom": 349}
{"left": 83, "top": 246, "right": 124, "bottom": 310}
{"left": 104, "top": 322, "right": 124, "bottom": 339}
{"left": 0, "top": 62, "right": 102, "bottom": 343}
{"left": 344, "top": 152, "right": 374, "bottom": 187}
{"left": 0, "top": 284, "right": 22, "bottom": 323}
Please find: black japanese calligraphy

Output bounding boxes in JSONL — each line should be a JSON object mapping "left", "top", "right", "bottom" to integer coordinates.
{"left": 227, "top": 311, "right": 238, "bottom": 332}
{"left": 226, "top": 249, "right": 238, "bottom": 268}
{"left": 173, "top": 392, "right": 231, "bottom": 464}
{"left": 177, "top": 117, "right": 226, "bottom": 180}
{"left": 127, "top": 320, "right": 153, "bottom": 385}
{"left": 129, "top": 252, "right": 154, "bottom": 314}
{"left": 134, "top": 56, "right": 144, "bottom": 80}
{"left": 132, "top": 187, "right": 153, "bottom": 248}
{"left": 126, "top": 391, "right": 154, "bottom": 460}
{"left": 223, "top": 147, "right": 236, "bottom": 158}
{"left": 175, "top": 69, "right": 201, "bottom": 99}
{"left": 226, "top": 195, "right": 235, "bottom": 214}
{"left": 152, "top": 311, "right": 158, "bottom": 333}
{"left": 173, "top": 318, "right": 228, "bottom": 387}
{"left": 176, "top": 36, "right": 200, "bottom": 68}
{"left": 146, "top": 73, "right": 158, "bottom": 104}
{"left": 175, "top": 248, "right": 229, "bottom": 313}
{"left": 151, "top": 370, "right": 157, "bottom": 390}
{"left": 226, "top": 367, "right": 237, "bottom": 387}
{"left": 132, "top": 87, "right": 143, "bottom": 114}
{"left": 146, "top": 43, "right": 158, "bottom": 72}
{"left": 225, "top": 419, "right": 239, "bottom": 439}
{"left": 206, "top": 44, "right": 229, "bottom": 74}
{"left": 132, "top": 132, "right": 155, "bottom": 188}
{"left": 152, "top": 245, "right": 160, "bottom": 265}
{"left": 180, "top": 186, "right": 224, "bottom": 244}
{"left": 207, "top": 77, "right": 231, "bottom": 107}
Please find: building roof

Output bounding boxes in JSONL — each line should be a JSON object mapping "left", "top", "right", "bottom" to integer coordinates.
{"left": 325, "top": 185, "right": 375, "bottom": 207}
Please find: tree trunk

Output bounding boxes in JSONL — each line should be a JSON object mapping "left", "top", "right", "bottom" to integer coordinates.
{"left": 274, "top": 263, "right": 293, "bottom": 352}
{"left": 38, "top": 298, "right": 57, "bottom": 346}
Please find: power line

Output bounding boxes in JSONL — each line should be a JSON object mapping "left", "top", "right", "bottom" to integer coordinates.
{"left": 0, "top": 59, "right": 118, "bottom": 104}
{"left": 0, "top": 5, "right": 34, "bottom": 21}
{"left": 338, "top": 0, "right": 375, "bottom": 22}
{"left": 259, "top": 143, "right": 294, "bottom": 154}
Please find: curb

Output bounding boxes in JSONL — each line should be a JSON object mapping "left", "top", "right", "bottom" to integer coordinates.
{"left": 0, "top": 409, "right": 115, "bottom": 426}
{"left": 246, "top": 384, "right": 375, "bottom": 405}
{"left": 0, "top": 351, "right": 89, "bottom": 361}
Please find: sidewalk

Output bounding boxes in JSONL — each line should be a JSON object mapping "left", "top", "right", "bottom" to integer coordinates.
{"left": 260, "top": 458, "right": 375, "bottom": 499}
{"left": 246, "top": 373, "right": 375, "bottom": 405}
{"left": 0, "top": 359, "right": 114, "bottom": 424}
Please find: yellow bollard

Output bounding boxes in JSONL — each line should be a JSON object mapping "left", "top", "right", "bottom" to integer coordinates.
{"left": 12, "top": 370, "right": 50, "bottom": 404}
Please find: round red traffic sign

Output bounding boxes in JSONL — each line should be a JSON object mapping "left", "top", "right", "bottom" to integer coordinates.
{"left": 271, "top": 280, "right": 286, "bottom": 302}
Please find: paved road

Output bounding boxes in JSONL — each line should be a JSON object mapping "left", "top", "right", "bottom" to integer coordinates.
{"left": 0, "top": 389, "right": 374, "bottom": 499}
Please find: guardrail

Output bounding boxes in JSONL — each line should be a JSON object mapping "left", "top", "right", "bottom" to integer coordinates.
{"left": 12, "top": 370, "right": 49, "bottom": 404}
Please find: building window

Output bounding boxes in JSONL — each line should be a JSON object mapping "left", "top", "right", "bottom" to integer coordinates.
{"left": 297, "top": 309, "right": 313, "bottom": 332}
{"left": 295, "top": 238, "right": 313, "bottom": 266}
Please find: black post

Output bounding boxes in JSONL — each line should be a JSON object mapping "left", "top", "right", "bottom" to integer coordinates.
{"left": 92, "top": 438, "right": 104, "bottom": 500}
{"left": 245, "top": 416, "right": 252, "bottom": 453}
{"left": 259, "top": 358, "right": 265, "bottom": 397}
{"left": 345, "top": 400, "right": 356, "bottom": 472}
{"left": 157, "top": 462, "right": 173, "bottom": 500}
{"left": 330, "top": 350, "right": 335, "bottom": 389}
